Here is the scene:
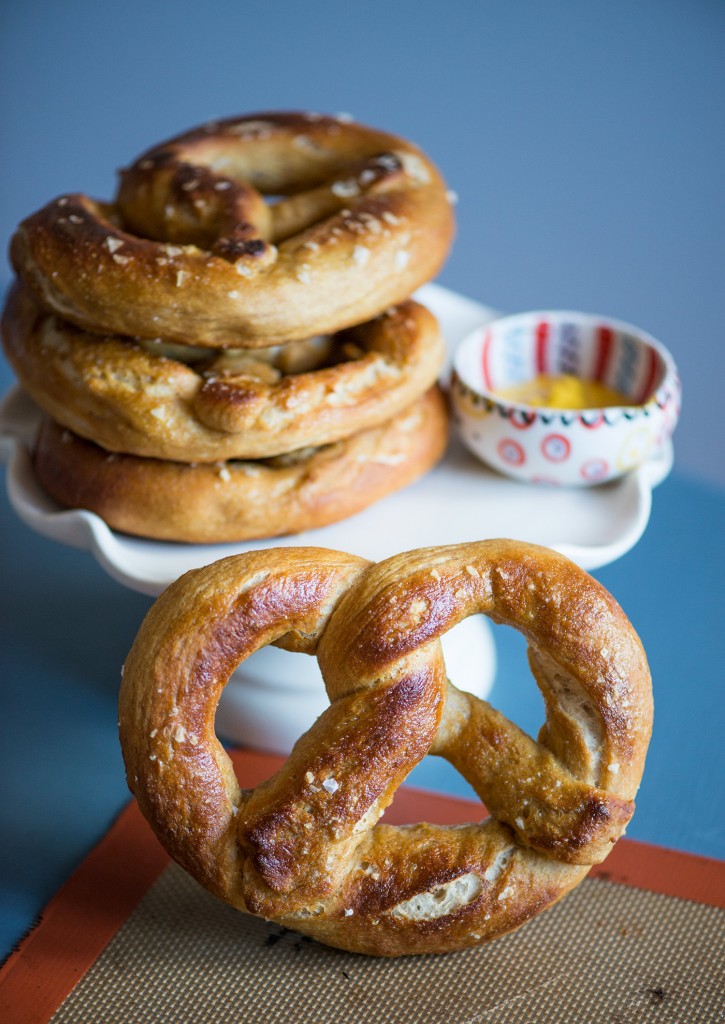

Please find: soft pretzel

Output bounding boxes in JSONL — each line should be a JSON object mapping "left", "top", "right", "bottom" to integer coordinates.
{"left": 32, "top": 387, "right": 448, "bottom": 543}
{"left": 119, "top": 540, "right": 652, "bottom": 956}
{"left": 10, "top": 112, "right": 455, "bottom": 348}
{"left": 4, "top": 285, "right": 444, "bottom": 462}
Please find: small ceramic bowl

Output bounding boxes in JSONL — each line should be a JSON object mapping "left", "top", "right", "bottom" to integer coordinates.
{"left": 451, "top": 310, "right": 681, "bottom": 486}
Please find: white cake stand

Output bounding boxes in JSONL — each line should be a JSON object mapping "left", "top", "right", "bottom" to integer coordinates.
{"left": 0, "top": 283, "right": 672, "bottom": 753}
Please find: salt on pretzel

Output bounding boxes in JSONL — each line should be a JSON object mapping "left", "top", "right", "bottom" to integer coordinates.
{"left": 4, "top": 285, "right": 444, "bottom": 463}
{"left": 119, "top": 540, "right": 652, "bottom": 956}
{"left": 32, "top": 387, "right": 448, "bottom": 543}
{"left": 10, "top": 112, "right": 455, "bottom": 348}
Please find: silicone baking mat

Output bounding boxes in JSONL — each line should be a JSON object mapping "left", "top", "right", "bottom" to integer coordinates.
{"left": 2, "top": 751, "right": 724, "bottom": 1023}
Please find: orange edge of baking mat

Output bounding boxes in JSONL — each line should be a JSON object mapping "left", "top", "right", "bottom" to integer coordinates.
{"left": 1, "top": 748, "right": 723, "bottom": 1024}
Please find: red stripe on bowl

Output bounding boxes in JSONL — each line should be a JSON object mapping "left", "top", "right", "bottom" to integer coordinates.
{"left": 535, "top": 321, "right": 549, "bottom": 374}
{"left": 481, "top": 329, "right": 492, "bottom": 390}
{"left": 594, "top": 325, "right": 614, "bottom": 382}
{"left": 638, "top": 345, "right": 659, "bottom": 405}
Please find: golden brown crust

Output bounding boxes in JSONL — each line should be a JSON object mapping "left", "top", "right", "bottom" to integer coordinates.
{"left": 3, "top": 285, "right": 444, "bottom": 462}
{"left": 32, "top": 387, "right": 449, "bottom": 543}
{"left": 118, "top": 540, "right": 653, "bottom": 955}
{"left": 10, "top": 112, "right": 455, "bottom": 348}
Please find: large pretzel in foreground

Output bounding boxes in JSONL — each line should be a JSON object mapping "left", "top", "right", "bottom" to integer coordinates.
{"left": 11, "top": 112, "right": 455, "bottom": 348}
{"left": 119, "top": 541, "right": 652, "bottom": 957}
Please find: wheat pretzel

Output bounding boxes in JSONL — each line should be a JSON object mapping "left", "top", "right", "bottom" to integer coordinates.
{"left": 119, "top": 540, "right": 652, "bottom": 955}
{"left": 10, "top": 112, "right": 455, "bottom": 348}
{"left": 33, "top": 387, "right": 448, "bottom": 543}
{"left": 4, "top": 286, "right": 444, "bottom": 462}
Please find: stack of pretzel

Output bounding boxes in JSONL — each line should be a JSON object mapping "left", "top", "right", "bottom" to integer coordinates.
{"left": 2, "top": 112, "right": 456, "bottom": 543}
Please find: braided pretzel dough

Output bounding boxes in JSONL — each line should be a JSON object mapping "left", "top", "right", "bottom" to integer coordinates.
{"left": 10, "top": 112, "right": 455, "bottom": 348}
{"left": 4, "top": 285, "right": 444, "bottom": 462}
{"left": 119, "top": 540, "right": 652, "bottom": 956}
{"left": 33, "top": 387, "right": 448, "bottom": 543}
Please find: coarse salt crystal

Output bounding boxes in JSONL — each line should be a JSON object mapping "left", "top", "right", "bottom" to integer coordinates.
{"left": 361, "top": 214, "right": 382, "bottom": 234}
{"left": 376, "top": 154, "right": 399, "bottom": 172}
{"left": 373, "top": 452, "right": 406, "bottom": 466}
{"left": 322, "top": 777, "right": 339, "bottom": 794}
{"left": 399, "top": 152, "right": 431, "bottom": 183}
{"left": 331, "top": 179, "right": 360, "bottom": 198}
{"left": 218, "top": 466, "right": 231, "bottom": 482}
{"left": 292, "top": 134, "right": 319, "bottom": 151}
{"left": 105, "top": 237, "right": 124, "bottom": 254}
{"left": 112, "top": 253, "right": 130, "bottom": 265}
{"left": 352, "top": 245, "right": 370, "bottom": 266}
{"left": 176, "top": 270, "right": 187, "bottom": 287}
{"left": 395, "top": 250, "right": 410, "bottom": 270}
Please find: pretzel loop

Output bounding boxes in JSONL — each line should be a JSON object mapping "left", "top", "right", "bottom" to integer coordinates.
{"left": 119, "top": 540, "right": 652, "bottom": 956}
{"left": 11, "top": 113, "right": 455, "bottom": 348}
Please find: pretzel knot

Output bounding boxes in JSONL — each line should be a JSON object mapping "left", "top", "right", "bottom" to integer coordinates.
{"left": 119, "top": 540, "right": 652, "bottom": 957}
{"left": 10, "top": 112, "right": 455, "bottom": 348}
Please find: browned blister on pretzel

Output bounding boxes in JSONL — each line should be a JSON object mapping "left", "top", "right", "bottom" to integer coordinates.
{"left": 10, "top": 112, "right": 455, "bottom": 348}
{"left": 119, "top": 540, "right": 652, "bottom": 956}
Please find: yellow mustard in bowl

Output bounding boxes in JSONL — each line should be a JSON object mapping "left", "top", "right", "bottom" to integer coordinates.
{"left": 494, "top": 374, "right": 631, "bottom": 410}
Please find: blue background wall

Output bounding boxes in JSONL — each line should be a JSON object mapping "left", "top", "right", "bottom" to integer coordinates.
{"left": 1, "top": 0, "right": 723, "bottom": 485}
